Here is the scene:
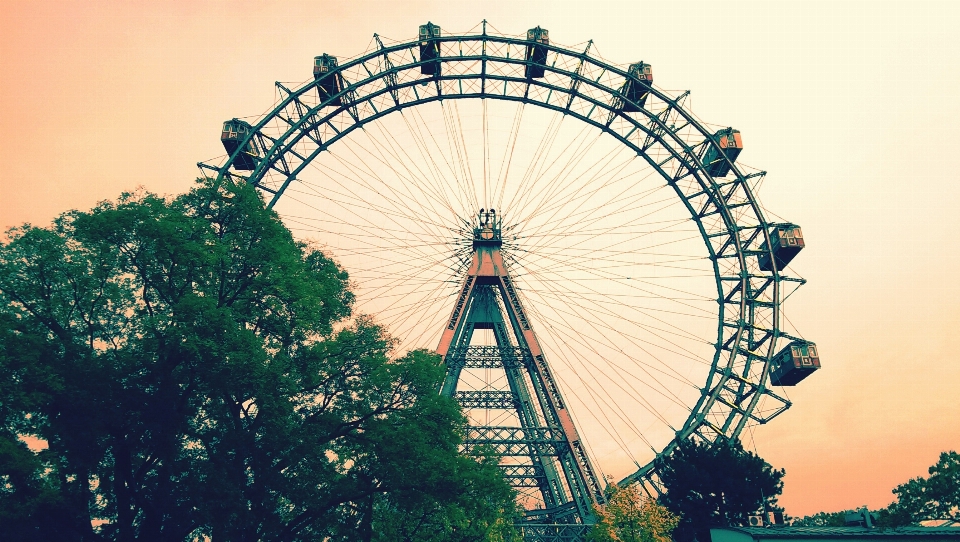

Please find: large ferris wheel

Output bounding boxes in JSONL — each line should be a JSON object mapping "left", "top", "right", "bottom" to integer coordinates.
{"left": 200, "top": 21, "right": 819, "bottom": 537}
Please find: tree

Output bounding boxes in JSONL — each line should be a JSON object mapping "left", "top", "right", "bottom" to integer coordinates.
{"left": 0, "top": 179, "right": 518, "bottom": 541}
{"left": 879, "top": 451, "right": 959, "bottom": 527}
{"left": 790, "top": 511, "right": 846, "bottom": 527}
{"left": 657, "top": 438, "right": 785, "bottom": 541}
{"left": 370, "top": 450, "right": 521, "bottom": 542}
{"left": 588, "top": 481, "right": 679, "bottom": 542}
{"left": 792, "top": 453, "right": 960, "bottom": 530}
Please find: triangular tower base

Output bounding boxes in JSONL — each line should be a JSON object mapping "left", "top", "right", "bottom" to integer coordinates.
{"left": 437, "top": 210, "right": 604, "bottom": 530}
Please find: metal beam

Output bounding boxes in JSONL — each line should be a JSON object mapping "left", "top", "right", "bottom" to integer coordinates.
{"left": 463, "top": 425, "right": 567, "bottom": 457}
{"left": 455, "top": 390, "right": 519, "bottom": 410}
{"left": 445, "top": 345, "right": 532, "bottom": 369}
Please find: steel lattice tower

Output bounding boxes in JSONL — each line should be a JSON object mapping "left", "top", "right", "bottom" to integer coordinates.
{"left": 437, "top": 210, "right": 605, "bottom": 532}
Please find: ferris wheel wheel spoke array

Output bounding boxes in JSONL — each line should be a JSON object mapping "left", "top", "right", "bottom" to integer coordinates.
{"left": 201, "top": 22, "right": 815, "bottom": 507}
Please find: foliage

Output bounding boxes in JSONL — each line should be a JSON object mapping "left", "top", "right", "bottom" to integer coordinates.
{"left": 588, "top": 481, "right": 679, "bottom": 542}
{"left": 878, "top": 451, "right": 960, "bottom": 527}
{"left": 371, "top": 451, "right": 521, "bottom": 542}
{"left": 790, "top": 511, "right": 847, "bottom": 527}
{"left": 0, "top": 179, "right": 517, "bottom": 541}
{"left": 657, "top": 438, "right": 784, "bottom": 541}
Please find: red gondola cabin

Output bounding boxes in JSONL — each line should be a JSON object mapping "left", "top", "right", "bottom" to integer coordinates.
{"left": 758, "top": 225, "right": 805, "bottom": 272}
{"left": 622, "top": 62, "right": 653, "bottom": 111}
{"left": 220, "top": 119, "right": 261, "bottom": 171}
{"left": 419, "top": 23, "right": 442, "bottom": 75}
{"left": 525, "top": 27, "right": 549, "bottom": 79}
{"left": 700, "top": 128, "right": 742, "bottom": 177}
{"left": 314, "top": 54, "right": 342, "bottom": 106}
{"left": 770, "top": 341, "right": 820, "bottom": 386}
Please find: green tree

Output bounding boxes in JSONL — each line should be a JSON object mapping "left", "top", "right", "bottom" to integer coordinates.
{"left": 790, "top": 511, "right": 846, "bottom": 527}
{"left": 370, "top": 450, "right": 521, "bottom": 542}
{"left": 879, "top": 451, "right": 959, "bottom": 527}
{"left": 588, "top": 481, "right": 679, "bottom": 542}
{"left": 0, "top": 179, "right": 517, "bottom": 541}
{"left": 657, "top": 439, "right": 785, "bottom": 541}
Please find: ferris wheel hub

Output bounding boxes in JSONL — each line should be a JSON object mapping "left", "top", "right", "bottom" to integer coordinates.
{"left": 473, "top": 208, "right": 502, "bottom": 247}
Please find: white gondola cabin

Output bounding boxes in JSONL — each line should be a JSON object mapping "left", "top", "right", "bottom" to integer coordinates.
{"left": 525, "top": 27, "right": 549, "bottom": 79}
{"left": 758, "top": 225, "right": 805, "bottom": 272}
{"left": 770, "top": 341, "right": 820, "bottom": 386}
{"left": 220, "top": 119, "right": 261, "bottom": 171}
{"left": 419, "top": 22, "right": 442, "bottom": 75}
{"left": 700, "top": 128, "right": 742, "bottom": 177}
{"left": 313, "top": 54, "right": 342, "bottom": 106}
{"left": 622, "top": 62, "right": 653, "bottom": 111}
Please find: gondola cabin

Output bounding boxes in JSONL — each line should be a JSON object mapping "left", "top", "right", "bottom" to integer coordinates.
{"left": 758, "top": 225, "right": 805, "bottom": 271}
{"left": 770, "top": 341, "right": 820, "bottom": 386}
{"left": 220, "top": 119, "right": 261, "bottom": 171}
{"left": 525, "top": 27, "right": 549, "bottom": 79}
{"left": 700, "top": 128, "right": 742, "bottom": 177}
{"left": 419, "top": 22, "right": 442, "bottom": 75}
{"left": 314, "top": 54, "right": 342, "bottom": 106}
{"left": 622, "top": 62, "right": 653, "bottom": 111}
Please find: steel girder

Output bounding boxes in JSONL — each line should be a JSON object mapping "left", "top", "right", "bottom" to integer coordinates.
{"left": 198, "top": 23, "right": 803, "bottom": 496}
{"left": 502, "top": 465, "right": 547, "bottom": 488}
{"left": 455, "top": 390, "right": 520, "bottom": 410}
{"left": 446, "top": 345, "right": 532, "bottom": 369}
{"left": 463, "top": 426, "right": 567, "bottom": 456}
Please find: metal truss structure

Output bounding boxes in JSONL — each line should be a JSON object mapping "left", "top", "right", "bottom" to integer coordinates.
{"left": 437, "top": 210, "right": 604, "bottom": 524}
{"left": 198, "top": 20, "right": 814, "bottom": 539}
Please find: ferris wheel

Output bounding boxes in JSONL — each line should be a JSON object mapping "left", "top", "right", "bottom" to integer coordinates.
{"left": 199, "top": 20, "right": 819, "bottom": 534}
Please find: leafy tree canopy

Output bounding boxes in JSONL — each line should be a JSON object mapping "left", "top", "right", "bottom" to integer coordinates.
{"left": 588, "top": 481, "right": 679, "bottom": 542}
{"left": 789, "top": 452, "right": 959, "bottom": 529}
{"left": 657, "top": 438, "right": 785, "bottom": 540}
{"left": 790, "top": 511, "right": 847, "bottom": 527}
{"left": 879, "top": 451, "right": 959, "bottom": 527}
{"left": 0, "top": 179, "right": 518, "bottom": 541}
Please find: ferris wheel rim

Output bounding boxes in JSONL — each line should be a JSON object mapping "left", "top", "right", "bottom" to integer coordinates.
{"left": 198, "top": 23, "right": 800, "bottom": 491}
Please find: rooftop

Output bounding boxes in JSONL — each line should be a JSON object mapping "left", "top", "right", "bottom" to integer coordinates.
{"left": 711, "top": 526, "right": 960, "bottom": 540}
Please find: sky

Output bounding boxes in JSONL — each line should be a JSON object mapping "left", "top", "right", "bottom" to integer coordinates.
{"left": 2, "top": 0, "right": 959, "bottom": 518}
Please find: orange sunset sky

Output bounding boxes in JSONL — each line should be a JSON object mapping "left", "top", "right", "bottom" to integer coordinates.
{"left": 2, "top": 0, "right": 959, "bottom": 518}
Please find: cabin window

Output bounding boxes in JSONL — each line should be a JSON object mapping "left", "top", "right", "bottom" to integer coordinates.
{"left": 807, "top": 345, "right": 817, "bottom": 357}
